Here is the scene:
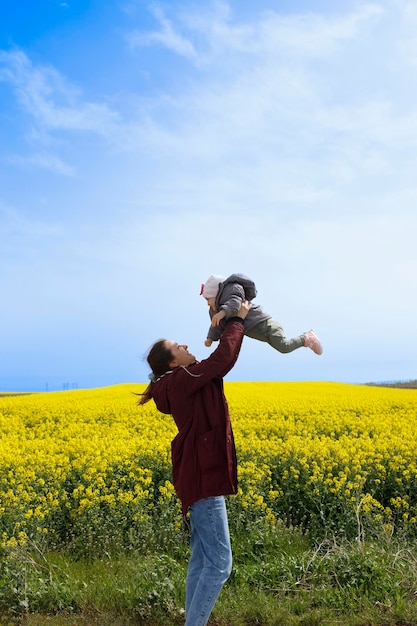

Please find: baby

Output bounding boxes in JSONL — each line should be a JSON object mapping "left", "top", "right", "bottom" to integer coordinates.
{"left": 200, "top": 273, "right": 323, "bottom": 355}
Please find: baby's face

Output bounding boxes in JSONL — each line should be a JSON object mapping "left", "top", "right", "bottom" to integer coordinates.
{"left": 205, "top": 297, "right": 216, "bottom": 310}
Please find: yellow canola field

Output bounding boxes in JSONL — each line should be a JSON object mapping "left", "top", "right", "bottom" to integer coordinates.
{"left": 1, "top": 382, "right": 417, "bottom": 548}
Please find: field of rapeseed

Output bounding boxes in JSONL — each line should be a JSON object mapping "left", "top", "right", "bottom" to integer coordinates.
{"left": 1, "top": 381, "right": 417, "bottom": 555}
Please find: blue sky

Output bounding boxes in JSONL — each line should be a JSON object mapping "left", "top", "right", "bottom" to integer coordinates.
{"left": 1, "top": 0, "right": 416, "bottom": 391}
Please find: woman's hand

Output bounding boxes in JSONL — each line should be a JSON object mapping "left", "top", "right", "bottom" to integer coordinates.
{"left": 204, "top": 338, "right": 213, "bottom": 347}
{"left": 237, "top": 300, "right": 251, "bottom": 319}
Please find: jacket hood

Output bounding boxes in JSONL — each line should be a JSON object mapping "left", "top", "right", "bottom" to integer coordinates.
{"left": 150, "top": 364, "right": 202, "bottom": 415}
{"left": 150, "top": 370, "right": 174, "bottom": 414}
{"left": 222, "top": 273, "right": 257, "bottom": 301}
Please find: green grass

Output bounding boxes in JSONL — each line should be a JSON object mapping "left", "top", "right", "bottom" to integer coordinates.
{"left": 2, "top": 517, "right": 417, "bottom": 626}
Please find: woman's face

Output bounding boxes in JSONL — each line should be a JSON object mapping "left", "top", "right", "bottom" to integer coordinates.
{"left": 165, "top": 341, "right": 196, "bottom": 367}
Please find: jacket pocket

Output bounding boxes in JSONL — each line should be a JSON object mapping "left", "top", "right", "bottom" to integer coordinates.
{"left": 196, "top": 427, "right": 225, "bottom": 477}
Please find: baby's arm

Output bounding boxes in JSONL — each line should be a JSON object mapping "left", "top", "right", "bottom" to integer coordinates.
{"left": 211, "top": 310, "right": 226, "bottom": 327}
{"left": 205, "top": 319, "right": 222, "bottom": 346}
{"left": 219, "top": 284, "right": 246, "bottom": 318}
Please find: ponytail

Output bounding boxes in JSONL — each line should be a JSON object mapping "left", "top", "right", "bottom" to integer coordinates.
{"left": 137, "top": 339, "right": 173, "bottom": 405}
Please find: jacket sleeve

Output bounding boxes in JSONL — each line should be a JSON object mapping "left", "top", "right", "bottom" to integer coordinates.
{"left": 219, "top": 284, "right": 245, "bottom": 318}
{"left": 207, "top": 325, "right": 222, "bottom": 341}
{"left": 175, "top": 320, "right": 245, "bottom": 395}
{"left": 207, "top": 309, "right": 222, "bottom": 341}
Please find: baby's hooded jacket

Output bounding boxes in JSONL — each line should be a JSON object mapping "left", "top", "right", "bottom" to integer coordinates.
{"left": 207, "top": 273, "right": 271, "bottom": 342}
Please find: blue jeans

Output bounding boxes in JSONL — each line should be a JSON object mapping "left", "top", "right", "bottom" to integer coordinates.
{"left": 185, "top": 496, "right": 232, "bottom": 626}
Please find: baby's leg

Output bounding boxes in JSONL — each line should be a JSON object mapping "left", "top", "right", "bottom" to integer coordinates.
{"left": 246, "top": 319, "right": 305, "bottom": 354}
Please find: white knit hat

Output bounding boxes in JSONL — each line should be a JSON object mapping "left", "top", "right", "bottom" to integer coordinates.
{"left": 200, "top": 275, "right": 225, "bottom": 298}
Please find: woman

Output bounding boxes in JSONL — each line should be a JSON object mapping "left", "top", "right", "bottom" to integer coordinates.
{"left": 138, "top": 301, "right": 251, "bottom": 626}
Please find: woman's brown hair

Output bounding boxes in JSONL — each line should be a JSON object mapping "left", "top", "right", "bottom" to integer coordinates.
{"left": 137, "top": 339, "right": 173, "bottom": 405}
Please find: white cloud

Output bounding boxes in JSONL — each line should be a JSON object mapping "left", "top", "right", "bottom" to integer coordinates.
{"left": 0, "top": 49, "right": 124, "bottom": 174}
{"left": 2, "top": 2, "right": 416, "bottom": 189}
{"left": 127, "top": 5, "right": 198, "bottom": 60}
{"left": 257, "top": 4, "right": 383, "bottom": 58}
{"left": 115, "top": 2, "right": 417, "bottom": 211}
{"left": 0, "top": 50, "right": 120, "bottom": 134}
{"left": 127, "top": 2, "right": 384, "bottom": 65}
{"left": 8, "top": 152, "right": 76, "bottom": 176}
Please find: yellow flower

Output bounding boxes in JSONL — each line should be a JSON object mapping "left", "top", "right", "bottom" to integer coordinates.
{"left": 1, "top": 381, "right": 417, "bottom": 543}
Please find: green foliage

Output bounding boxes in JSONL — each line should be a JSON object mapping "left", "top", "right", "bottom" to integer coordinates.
{"left": 2, "top": 383, "right": 417, "bottom": 623}
{"left": 2, "top": 518, "right": 417, "bottom": 625}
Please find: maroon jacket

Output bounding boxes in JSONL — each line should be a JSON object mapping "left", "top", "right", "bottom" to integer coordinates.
{"left": 150, "top": 319, "right": 245, "bottom": 514}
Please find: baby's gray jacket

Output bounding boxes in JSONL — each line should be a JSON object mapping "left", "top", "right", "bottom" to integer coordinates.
{"left": 207, "top": 273, "right": 271, "bottom": 341}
